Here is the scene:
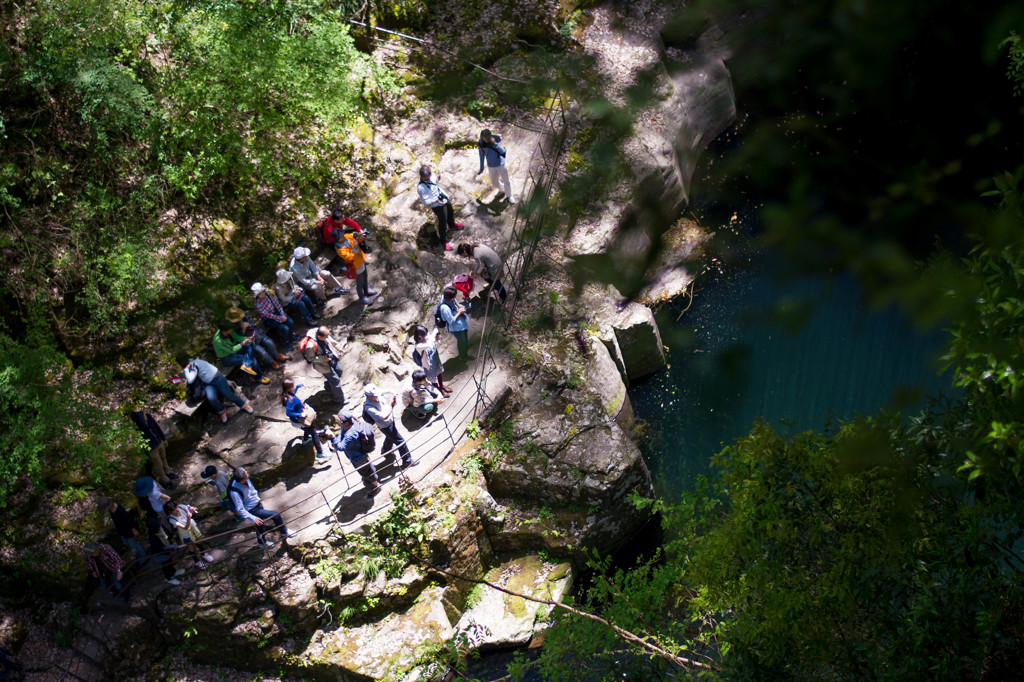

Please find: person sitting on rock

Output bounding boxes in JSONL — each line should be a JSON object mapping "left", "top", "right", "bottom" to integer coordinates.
{"left": 226, "top": 306, "right": 288, "bottom": 365}
{"left": 333, "top": 220, "right": 379, "bottom": 306}
{"left": 184, "top": 357, "right": 254, "bottom": 423}
{"left": 228, "top": 467, "right": 294, "bottom": 548}
{"left": 317, "top": 208, "right": 363, "bottom": 251}
{"left": 412, "top": 325, "right": 452, "bottom": 396}
{"left": 363, "top": 383, "right": 415, "bottom": 468}
{"left": 290, "top": 245, "right": 347, "bottom": 305}
{"left": 416, "top": 164, "right": 464, "bottom": 252}
{"left": 282, "top": 378, "right": 329, "bottom": 463}
{"left": 200, "top": 464, "right": 244, "bottom": 522}
{"left": 82, "top": 541, "right": 131, "bottom": 604}
{"left": 301, "top": 326, "right": 346, "bottom": 404}
{"left": 252, "top": 282, "right": 296, "bottom": 349}
{"left": 167, "top": 500, "right": 214, "bottom": 569}
{"left": 402, "top": 369, "right": 446, "bottom": 420}
{"left": 274, "top": 268, "right": 319, "bottom": 324}
{"left": 129, "top": 409, "right": 177, "bottom": 490}
{"left": 213, "top": 319, "right": 271, "bottom": 383}
{"left": 456, "top": 242, "right": 508, "bottom": 302}
{"left": 330, "top": 411, "right": 380, "bottom": 498}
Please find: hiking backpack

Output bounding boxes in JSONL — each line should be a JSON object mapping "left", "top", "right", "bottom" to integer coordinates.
{"left": 354, "top": 418, "right": 376, "bottom": 453}
{"left": 434, "top": 299, "right": 454, "bottom": 329}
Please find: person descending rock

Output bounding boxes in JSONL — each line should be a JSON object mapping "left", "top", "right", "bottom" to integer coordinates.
{"left": 129, "top": 409, "right": 177, "bottom": 489}
{"left": 282, "top": 378, "right": 329, "bottom": 464}
{"left": 251, "top": 282, "right": 297, "bottom": 349}
{"left": 184, "top": 357, "right": 254, "bottom": 423}
{"left": 363, "top": 383, "right": 415, "bottom": 468}
{"left": 213, "top": 319, "right": 271, "bottom": 383}
{"left": 82, "top": 541, "right": 131, "bottom": 604}
{"left": 330, "top": 411, "right": 380, "bottom": 498}
{"left": 274, "top": 268, "right": 319, "bottom": 324}
{"left": 226, "top": 307, "right": 288, "bottom": 366}
{"left": 402, "top": 369, "right": 446, "bottom": 420}
{"left": 456, "top": 242, "right": 508, "bottom": 302}
{"left": 146, "top": 516, "right": 185, "bottom": 586}
{"left": 477, "top": 128, "right": 515, "bottom": 203}
{"left": 289, "top": 245, "right": 347, "bottom": 306}
{"left": 98, "top": 497, "right": 148, "bottom": 565}
{"left": 228, "top": 467, "right": 294, "bottom": 548}
{"left": 333, "top": 218, "right": 378, "bottom": 306}
{"left": 301, "top": 326, "right": 346, "bottom": 405}
{"left": 412, "top": 325, "right": 452, "bottom": 396}
{"left": 417, "top": 164, "right": 464, "bottom": 252}
{"left": 439, "top": 285, "right": 472, "bottom": 360}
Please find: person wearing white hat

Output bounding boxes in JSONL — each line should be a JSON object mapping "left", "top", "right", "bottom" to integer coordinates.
{"left": 274, "top": 269, "right": 318, "bottom": 324}
{"left": 362, "top": 383, "right": 415, "bottom": 468}
{"left": 252, "top": 281, "right": 296, "bottom": 349}
{"left": 289, "top": 246, "right": 346, "bottom": 304}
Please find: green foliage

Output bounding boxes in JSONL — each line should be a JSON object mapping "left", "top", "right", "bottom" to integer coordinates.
{"left": 0, "top": 327, "right": 138, "bottom": 506}
{"left": 465, "top": 418, "right": 481, "bottom": 439}
{"left": 1001, "top": 31, "right": 1024, "bottom": 98}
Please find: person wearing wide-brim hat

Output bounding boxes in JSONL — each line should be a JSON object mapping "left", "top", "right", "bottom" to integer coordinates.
{"left": 273, "top": 268, "right": 319, "bottom": 324}
{"left": 226, "top": 306, "right": 287, "bottom": 366}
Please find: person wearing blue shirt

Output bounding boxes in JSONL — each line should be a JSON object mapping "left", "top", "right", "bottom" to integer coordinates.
{"left": 439, "top": 286, "right": 471, "bottom": 360}
{"left": 228, "top": 467, "right": 293, "bottom": 548}
{"left": 477, "top": 129, "right": 514, "bottom": 203}
{"left": 363, "top": 383, "right": 415, "bottom": 468}
{"left": 281, "top": 378, "right": 328, "bottom": 462}
{"left": 330, "top": 411, "right": 381, "bottom": 498}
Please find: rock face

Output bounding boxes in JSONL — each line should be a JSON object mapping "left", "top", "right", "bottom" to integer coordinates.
{"left": 455, "top": 555, "right": 573, "bottom": 650}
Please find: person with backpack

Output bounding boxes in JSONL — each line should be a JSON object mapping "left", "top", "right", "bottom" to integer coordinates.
{"left": 213, "top": 319, "right": 271, "bottom": 383}
{"left": 252, "top": 282, "right": 297, "bottom": 349}
{"left": 274, "top": 268, "right": 319, "bottom": 324}
{"left": 456, "top": 242, "right": 508, "bottom": 303}
{"left": 412, "top": 325, "right": 451, "bottom": 396}
{"left": 225, "top": 307, "right": 288, "bottom": 366}
{"left": 417, "top": 165, "right": 464, "bottom": 252}
{"left": 330, "top": 411, "right": 381, "bottom": 498}
{"left": 200, "top": 465, "right": 244, "bottom": 522}
{"left": 289, "top": 245, "right": 347, "bottom": 305}
{"left": 282, "top": 378, "right": 329, "bottom": 464}
{"left": 477, "top": 129, "right": 515, "bottom": 204}
{"left": 129, "top": 409, "right": 177, "bottom": 490}
{"left": 363, "top": 383, "right": 416, "bottom": 469}
{"left": 228, "top": 467, "right": 294, "bottom": 548}
{"left": 334, "top": 222, "right": 378, "bottom": 306}
{"left": 301, "top": 326, "right": 346, "bottom": 404}
{"left": 439, "top": 286, "right": 471, "bottom": 360}
{"left": 183, "top": 357, "right": 254, "bottom": 423}
{"left": 316, "top": 208, "right": 362, "bottom": 248}
{"left": 402, "top": 369, "right": 446, "bottom": 420}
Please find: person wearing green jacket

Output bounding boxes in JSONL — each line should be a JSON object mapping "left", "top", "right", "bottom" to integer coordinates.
{"left": 213, "top": 319, "right": 270, "bottom": 383}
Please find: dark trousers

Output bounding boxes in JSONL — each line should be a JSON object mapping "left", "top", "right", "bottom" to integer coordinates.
{"left": 452, "top": 329, "right": 470, "bottom": 359}
{"left": 97, "top": 565, "right": 130, "bottom": 604}
{"left": 379, "top": 422, "right": 411, "bottom": 464}
{"left": 302, "top": 424, "right": 324, "bottom": 456}
{"left": 431, "top": 203, "right": 455, "bottom": 244}
{"left": 351, "top": 455, "right": 379, "bottom": 489}
{"left": 483, "top": 274, "right": 508, "bottom": 301}
{"left": 262, "top": 315, "right": 295, "bottom": 347}
{"left": 356, "top": 268, "right": 371, "bottom": 298}
{"left": 247, "top": 504, "right": 285, "bottom": 545}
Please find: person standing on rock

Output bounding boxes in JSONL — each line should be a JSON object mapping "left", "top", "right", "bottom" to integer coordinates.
{"left": 456, "top": 242, "right": 508, "bottom": 302}
{"left": 252, "top": 282, "right": 297, "bottom": 349}
{"left": 129, "top": 409, "right": 177, "bottom": 490}
{"left": 362, "top": 383, "right": 415, "bottom": 469}
{"left": 226, "top": 307, "right": 288, "bottom": 365}
{"left": 417, "top": 165, "right": 464, "bottom": 252}
{"left": 330, "top": 411, "right": 381, "bottom": 498}
{"left": 98, "top": 497, "right": 148, "bottom": 565}
{"left": 334, "top": 221, "right": 379, "bottom": 306}
{"left": 82, "top": 541, "right": 131, "bottom": 604}
{"left": 228, "top": 467, "right": 294, "bottom": 548}
{"left": 289, "top": 245, "right": 347, "bottom": 306}
{"left": 301, "top": 326, "right": 346, "bottom": 405}
{"left": 477, "top": 129, "right": 514, "bottom": 203}
{"left": 282, "top": 378, "right": 329, "bottom": 464}
{"left": 412, "top": 325, "right": 451, "bottom": 396}
{"left": 402, "top": 369, "right": 446, "bottom": 420}
{"left": 145, "top": 516, "right": 185, "bottom": 585}
{"left": 184, "top": 358, "right": 254, "bottom": 423}
{"left": 439, "top": 286, "right": 472, "bottom": 360}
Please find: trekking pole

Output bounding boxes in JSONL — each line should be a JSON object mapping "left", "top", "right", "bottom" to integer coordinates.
{"left": 322, "top": 491, "right": 342, "bottom": 526}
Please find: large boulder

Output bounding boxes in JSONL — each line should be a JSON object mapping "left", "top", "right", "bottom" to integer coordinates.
{"left": 454, "top": 555, "right": 572, "bottom": 651}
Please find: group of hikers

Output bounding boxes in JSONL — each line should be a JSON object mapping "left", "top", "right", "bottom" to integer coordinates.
{"left": 82, "top": 128, "right": 516, "bottom": 604}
